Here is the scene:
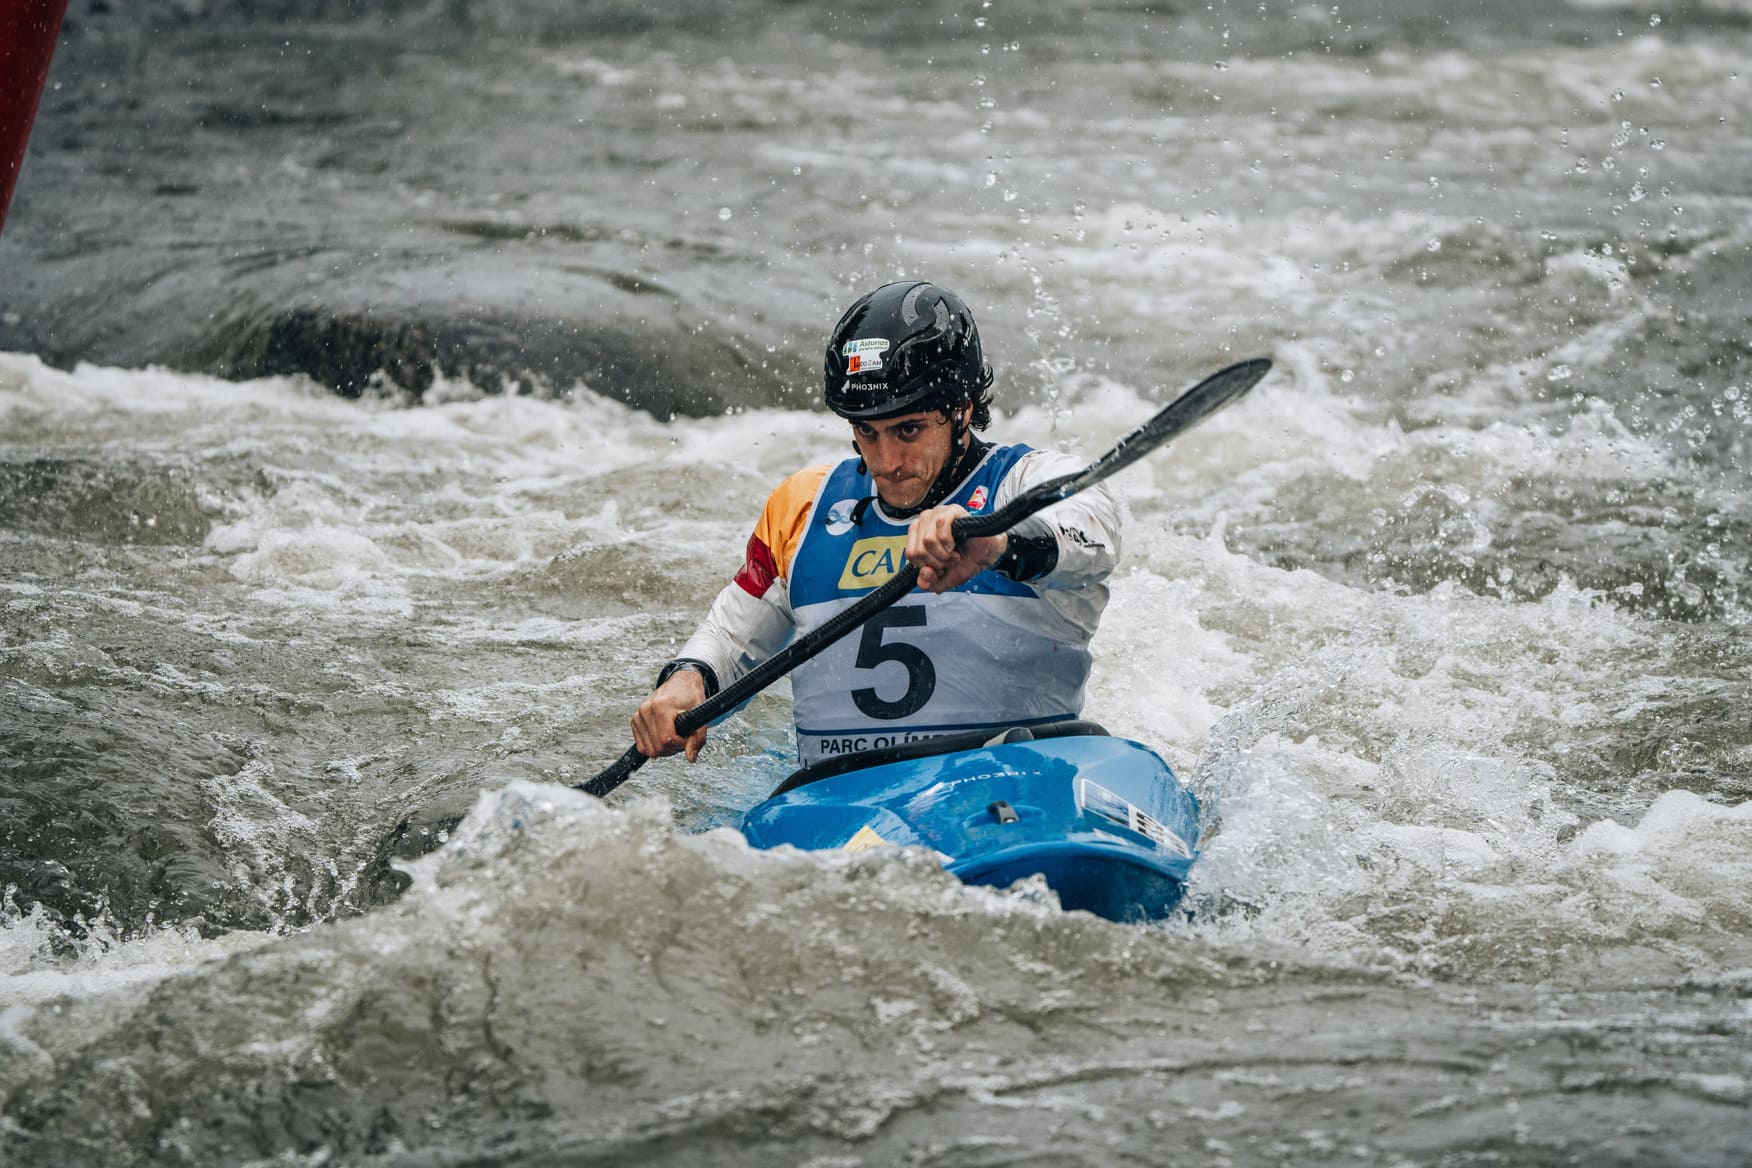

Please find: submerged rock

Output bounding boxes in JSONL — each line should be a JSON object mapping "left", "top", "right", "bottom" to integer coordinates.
{"left": 1, "top": 261, "right": 815, "bottom": 416}
{"left": 233, "top": 294, "right": 806, "bottom": 416}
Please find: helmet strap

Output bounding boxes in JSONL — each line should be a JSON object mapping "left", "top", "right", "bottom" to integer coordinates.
{"left": 948, "top": 402, "right": 967, "bottom": 452}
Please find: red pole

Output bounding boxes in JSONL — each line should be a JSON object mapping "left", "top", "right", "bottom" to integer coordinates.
{"left": 1, "top": 0, "right": 70, "bottom": 237}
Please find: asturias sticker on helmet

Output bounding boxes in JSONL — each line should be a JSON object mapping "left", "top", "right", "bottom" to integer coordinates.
{"left": 842, "top": 337, "right": 889, "bottom": 375}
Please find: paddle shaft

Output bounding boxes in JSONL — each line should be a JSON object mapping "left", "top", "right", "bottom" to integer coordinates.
{"left": 584, "top": 515, "right": 992, "bottom": 796}
{"left": 579, "top": 357, "right": 1272, "bottom": 798}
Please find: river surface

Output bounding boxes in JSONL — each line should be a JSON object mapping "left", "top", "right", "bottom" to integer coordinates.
{"left": 3, "top": 2, "right": 1751, "bottom": 1165}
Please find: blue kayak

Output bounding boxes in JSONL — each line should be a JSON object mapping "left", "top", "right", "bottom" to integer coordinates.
{"left": 738, "top": 722, "right": 1200, "bottom": 923}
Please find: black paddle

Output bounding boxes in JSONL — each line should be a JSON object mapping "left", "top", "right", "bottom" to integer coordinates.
{"left": 579, "top": 356, "right": 1272, "bottom": 799}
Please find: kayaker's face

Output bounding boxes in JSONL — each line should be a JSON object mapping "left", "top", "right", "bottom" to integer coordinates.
{"left": 852, "top": 407, "right": 966, "bottom": 510}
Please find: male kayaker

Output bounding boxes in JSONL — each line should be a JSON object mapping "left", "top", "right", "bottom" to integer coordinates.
{"left": 632, "top": 280, "right": 1120, "bottom": 765}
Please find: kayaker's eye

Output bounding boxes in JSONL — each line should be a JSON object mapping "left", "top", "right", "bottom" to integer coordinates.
{"left": 854, "top": 420, "right": 928, "bottom": 443}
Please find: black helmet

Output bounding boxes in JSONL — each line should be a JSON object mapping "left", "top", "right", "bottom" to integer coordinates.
{"left": 824, "top": 281, "right": 994, "bottom": 420}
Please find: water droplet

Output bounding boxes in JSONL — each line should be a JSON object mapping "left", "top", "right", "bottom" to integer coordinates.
{"left": 1649, "top": 12, "right": 1662, "bottom": 25}
{"left": 1340, "top": 369, "right": 1355, "bottom": 383}
{"left": 1611, "top": 89, "right": 1625, "bottom": 102}
{"left": 1573, "top": 156, "right": 1592, "bottom": 173}
{"left": 1003, "top": 188, "right": 1018, "bottom": 202}
{"left": 1072, "top": 200, "right": 1086, "bottom": 219}
{"left": 1426, "top": 237, "right": 1442, "bottom": 252}
{"left": 1547, "top": 364, "right": 1573, "bottom": 382}
{"left": 974, "top": 15, "right": 987, "bottom": 27}
{"left": 984, "top": 172, "right": 999, "bottom": 188}
{"left": 718, "top": 207, "right": 732, "bottom": 221}
{"left": 1649, "top": 76, "right": 1662, "bottom": 88}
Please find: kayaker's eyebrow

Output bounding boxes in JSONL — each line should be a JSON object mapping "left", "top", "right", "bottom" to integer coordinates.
{"left": 854, "top": 417, "right": 939, "bottom": 439}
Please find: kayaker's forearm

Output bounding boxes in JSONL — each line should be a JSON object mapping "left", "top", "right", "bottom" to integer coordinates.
{"left": 676, "top": 577, "right": 796, "bottom": 689}
{"left": 989, "top": 448, "right": 1120, "bottom": 589}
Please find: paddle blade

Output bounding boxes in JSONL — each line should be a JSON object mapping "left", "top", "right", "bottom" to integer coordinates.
{"left": 1071, "top": 357, "right": 1271, "bottom": 493}
{"left": 954, "top": 356, "right": 1271, "bottom": 541}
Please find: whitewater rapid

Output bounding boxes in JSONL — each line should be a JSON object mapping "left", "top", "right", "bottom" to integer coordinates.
{"left": 4, "top": 1, "right": 1751, "bottom": 1163}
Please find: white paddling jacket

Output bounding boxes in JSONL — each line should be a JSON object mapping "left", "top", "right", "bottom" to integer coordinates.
{"left": 676, "top": 443, "right": 1120, "bottom": 765}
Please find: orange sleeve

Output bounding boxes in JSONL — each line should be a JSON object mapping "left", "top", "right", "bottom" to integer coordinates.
{"left": 733, "top": 464, "right": 830, "bottom": 597}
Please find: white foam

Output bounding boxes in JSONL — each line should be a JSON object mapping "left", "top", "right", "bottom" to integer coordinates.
{"left": 0, "top": 897, "right": 272, "bottom": 1010}
{"left": 1, "top": 229, "right": 1741, "bottom": 989}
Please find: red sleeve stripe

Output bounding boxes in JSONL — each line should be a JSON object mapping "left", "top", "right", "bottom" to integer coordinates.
{"left": 734, "top": 534, "right": 779, "bottom": 598}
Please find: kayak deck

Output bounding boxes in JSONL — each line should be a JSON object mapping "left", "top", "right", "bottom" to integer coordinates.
{"left": 739, "top": 727, "right": 1200, "bottom": 923}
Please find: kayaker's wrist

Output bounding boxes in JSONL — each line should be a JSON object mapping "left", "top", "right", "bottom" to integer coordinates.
{"left": 993, "top": 531, "right": 1058, "bottom": 582}
{"left": 656, "top": 658, "right": 720, "bottom": 698}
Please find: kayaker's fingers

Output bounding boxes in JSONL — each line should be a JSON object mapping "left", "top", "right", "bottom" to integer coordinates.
{"left": 903, "top": 523, "right": 931, "bottom": 567}
{"left": 683, "top": 725, "right": 708, "bottom": 763}
{"left": 629, "top": 706, "right": 676, "bottom": 757}
{"left": 632, "top": 670, "right": 707, "bottom": 758}
{"left": 915, "top": 532, "right": 1006, "bottom": 594}
{"left": 906, "top": 504, "right": 968, "bottom": 572}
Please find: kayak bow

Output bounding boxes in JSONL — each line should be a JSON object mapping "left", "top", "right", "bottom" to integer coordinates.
{"left": 739, "top": 721, "right": 1199, "bottom": 923}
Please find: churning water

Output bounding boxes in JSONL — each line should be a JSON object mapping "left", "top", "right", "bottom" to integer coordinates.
{"left": 2, "top": 2, "right": 1750, "bottom": 1165}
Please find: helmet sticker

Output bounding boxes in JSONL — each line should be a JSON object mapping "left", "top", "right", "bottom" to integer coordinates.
{"left": 842, "top": 337, "right": 889, "bottom": 374}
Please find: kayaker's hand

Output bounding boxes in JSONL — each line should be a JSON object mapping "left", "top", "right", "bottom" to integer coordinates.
{"left": 907, "top": 504, "right": 1007, "bottom": 594}
{"left": 632, "top": 669, "right": 709, "bottom": 761}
